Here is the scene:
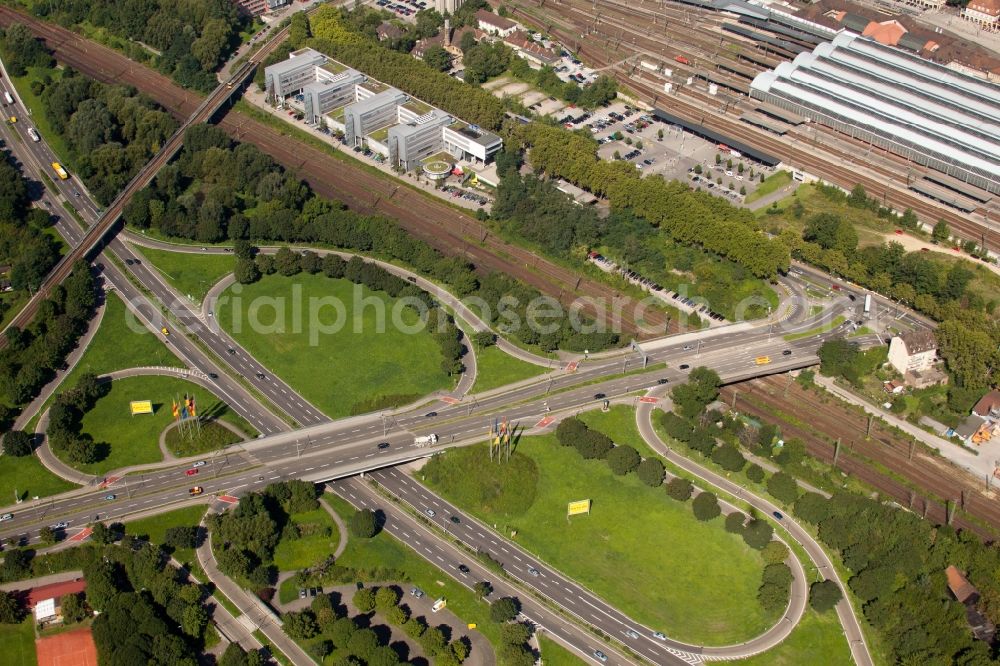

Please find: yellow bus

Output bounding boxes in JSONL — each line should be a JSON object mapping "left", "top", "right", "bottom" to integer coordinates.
{"left": 755, "top": 356, "right": 771, "bottom": 365}
{"left": 51, "top": 162, "right": 69, "bottom": 180}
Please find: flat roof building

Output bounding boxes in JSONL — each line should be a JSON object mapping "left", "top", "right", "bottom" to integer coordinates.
{"left": 442, "top": 123, "right": 503, "bottom": 163}
{"left": 389, "top": 110, "right": 454, "bottom": 170}
{"left": 751, "top": 32, "right": 1000, "bottom": 195}
{"left": 302, "top": 68, "right": 367, "bottom": 125}
{"left": 344, "top": 89, "right": 409, "bottom": 147}
{"left": 264, "top": 48, "right": 329, "bottom": 102}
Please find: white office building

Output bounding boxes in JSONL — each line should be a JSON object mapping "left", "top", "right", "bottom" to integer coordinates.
{"left": 388, "top": 110, "right": 455, "bottom": 170}
{"left": 264, "top": 48, "right": 329, "bottom": 102}
{"left": 442, "top": 123, "right": 503, "bottom": 163}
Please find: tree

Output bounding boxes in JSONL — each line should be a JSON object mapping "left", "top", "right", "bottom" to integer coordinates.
{"left": 353, "top": 588, "right": 376, "bottom": 613}
{"left": 423, "top": 45, "right": 452, "bottom": 72}
{"left": 350, "top": 508, "right": 379, "bottom": 538}
{"left": 235, "top": 258, "right": 260, "bottom": 284}
{"left": 636, "top": 458, "right": 665, "bottom": 487}
{"left": 745, "top": 463, "right": 765, "bottom": 483}
{"left": 472, "top": 331, "right": 496, "bottom": 348}
{"left": 181, "top": 603, "right": 208, "bottom": 637}
{"left": 0, "top": 590, "right": 22, "bottom": 624}
{"left": 347, "top": 627, "right": 380, "bottom": 660}
{"left": 90, "top": 522, "right": 116, "bottom": 545}
{"left": 606, "top": 445, "right": 641, "bottom": 475}
{"left": 692, "top": 492, "right": 720, "bottom": 521}
{"left": 932, "top": 219, "right": 950, "bottom": 244}
{"left": 374, "top": 586, "right": 400, "bottom": 612}
{"left": 219, "top": 644, "right": 251, "bottom": 666}
{"left": 711, "top": 444, "right": 746, "bottom": 472}
{"left": 274, "top": 247, "right": 301, "bottom": 276}
{"left": 490, "top": 596, "right": 519, "bottom": 623}
{"left": 420, "top": 626, "right": 447, "bottom": 656}
{"left": 164, "top": 526, "right": 198, "bottom": 550}
{"left": 725, "top": 511, "right": 745, "bottom": 533}
{"left": 809, "top": 580, "right": 843, "bottom": 612}
{"left": 474, "top": 581, "right": 492, "bottom": 599}
{"left": 767, "top": 471, "right": 800, "bottom": 504}
{"left": 61, "top": 593, "right": 88, "bottom": 623}
{"left": 671, "top": 367, "right": 721, "bottom": 418}
{"left": 741, "top": 519, "right": 774, "bottom": 550}
{"left": 2, "top": 430, "right": 33, "bottom": 456}
{"left": 758, "top": 563, "right": 792, "bottom": 613}
{"left": 450, "top": 638, "right": 470, "bottom": 662}
{"left": 665, "top": 477, "right": 693, "bottom": 501}
{"left": 386, "top": 605, "right": 408, "bottom": 626}
{"left": 39, "top": 526, "right": 57, "bottom": 545}
{"left": 283, "top": 610, "right": 319, "bottom": 639}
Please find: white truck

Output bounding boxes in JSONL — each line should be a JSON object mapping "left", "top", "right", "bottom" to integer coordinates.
{"left": 863, "top": 293, "right": 872, "bottom": 318}
{"left": 640, "top": 60, "right": 660, "bottom": 73}
{"left": 2, "top": 91, "right": 12, "bottom": 105}
{"left": 414, "top": 434, "right": 439, "bottom": 447}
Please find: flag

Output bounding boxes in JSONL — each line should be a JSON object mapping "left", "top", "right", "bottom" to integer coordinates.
{"left": 172, "top": 400, "right": 179, "bottom": 420}
{"left": 181, "top": 404, "right": 188, "bottom": 420}
{"left": 186, "top": 395, "right": 196, "bottom": 418}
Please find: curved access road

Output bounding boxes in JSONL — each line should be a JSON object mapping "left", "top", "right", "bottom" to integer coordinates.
{"left": 635, "top": 391, "right": 873, "bottom": 666}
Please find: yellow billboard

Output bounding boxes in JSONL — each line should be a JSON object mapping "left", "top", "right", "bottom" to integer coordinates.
{"left": 129, "top": 400, "right": 153, "bottom": 416}
{"left": 567, "top": 499, "right": 592, "bottom": 516}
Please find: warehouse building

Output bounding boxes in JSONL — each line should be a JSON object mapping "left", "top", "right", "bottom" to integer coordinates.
{"left": 750, "top": 32, "right": 1000, "bottom": 195}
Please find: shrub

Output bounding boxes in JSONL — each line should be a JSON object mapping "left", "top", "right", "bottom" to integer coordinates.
{"left": 353, "top": 587, "right": 376, "bottom": 613}
{"left": 711, "top": 444, "right": 746, "bottom": 472}
{"left": 809, "top": 579, "right": 843, "bottom": 612}
{"left": 767, "top": 472, "right": 800, "bottom": 504}
{"left": 692, "top": 492, "right": 721, "bottom": 521}
{"left": 606, "top": 445, "right": 641, "bottom": 475}
{"left": 745, "top": 463, "right": 765, "bottom": 483}
{"left": 636, "top": 458, "right": 665, "bottom": 487}
{"left": 350, "top": 508, "right": 379, "bottom": 538}
{"left": 741, "top": 519, "right": 774, "bottom": 550}
{"left": 724, "top": 512, "right": 745, "bottom": 534}
{"left": 490, "top": 596, "right": 520, "bottom": 623}
{"left": 374, "top": 586, "right": 400, "bottom": 612}
{"left": 2, "top": 430, "right": 32, "bottom": 456}
{"left": 665, "top": 477, "right": 693, "bottom": 501}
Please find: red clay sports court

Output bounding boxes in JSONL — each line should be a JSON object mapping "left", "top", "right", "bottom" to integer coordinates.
{"left": 35, "top": 626, "right": 98, "bottom": 666}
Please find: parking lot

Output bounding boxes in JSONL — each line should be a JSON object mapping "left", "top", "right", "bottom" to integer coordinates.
{"left": 373, "top": 0, "right": 425, "bottom": 18}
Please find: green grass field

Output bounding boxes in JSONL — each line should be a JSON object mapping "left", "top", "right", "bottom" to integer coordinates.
{"left": 273, "top": 504, "right": 341, "bottom": 572}
{"left": 745, "top": 170, "right": 792, "bottom": 204}
{"left": 0, "top": 452, "right": 77, "bottom": 503}
{"left": 422, "top": 430, "right": 771, "bottom": 644}
{"left": 124, "top": 504, "right": 207, "bottom": 570}
{"left": 321, "top": 494, "right": 504, "bottom": 648}
{"left": 67, "top": 375, "right": 239, "bottom": 475}
{"left": 538, "top": 635, "right": 586, "bottom": 666}
{"left": 164, "top": 421, "right": 242, "bottom": 458}
{"left": 471, "top": 345, "right": 548, "bottom": 394}
{"left": 8, "top": 66, "right": 74, "bottom": 168}
{"left": 0, "top": 618, "right": 36, "bottom": 666}
{"left": 729, "top": 609, "right": 852, "bottom": 666}
{"left": 137, "top": 246, "right": 236, "bottom": 304}
{"left": 216, "top": 274, "right": 452, "bottom": 418}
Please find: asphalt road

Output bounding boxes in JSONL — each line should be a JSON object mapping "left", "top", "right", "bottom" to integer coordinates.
{"left": 330, "top": 477, "right": 656, "bottom": 666}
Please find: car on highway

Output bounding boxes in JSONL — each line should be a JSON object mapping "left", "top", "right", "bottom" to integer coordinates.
{"left": 772, "top": 511, "right": 783, "bottom": 520}
{"left": 125, "top": 259, "right": 135, "bottom": 265}
{"left": 0, "top": 513, "right": 12, "bottom": 522}
{"left": 255, "top": 372, "right": 266, "bottom": 379}
{"left": 410, "top": 587, "right": 425, "bottom": 598}
{"left": 425, "top": 411, "right": 437, "bottom": 418}
{"left": 458, "top": 564, "right": 470, "bottom": 573}
{"left": 189, "top": 487, "right": 204, "bottom": 496}
{"left": 593, "top": 393, "right": 606, "bottom": 400}
{"left": 656, "top": 378, "right": 669, "bottom": 385}
{"left": 425, "top": 508, "right": 436, "bottom": 517}
{"left": 161, "top": 327, "right": 169, "bottom": 335}
{"left": 682, "top": 344, "right": 693, "bottom": 351}
{"left": 50, "top": 521, "right": 69, "bottom": 529}
{"left": 594, "top": 650, "right": 608, "bottom": 662}
{"left": 652, "top": 631, "right": 667, "bottom": 641}
{"left": 625, "top": 629, "right": 640, "bottom": 639}
{"left": 527, "top": 567, "right": 540, "bottom": 577}
{"left": 679, "top": 364, "right": 690, "bottom": 370}
{"left": 377, "top": 442, "right": 390, "bottom": 450}
{"left": 782, "top": 350, "right": 792, "bottom": 356}
{"left": 208, "top": 373, "right": 218, "bottom": 379}
{"left": 450, "top": 515, "right": 460, "bottom": 524}
{"left": 185, "top": 469, "right": 199, "bottom": 476}
{"left": 104, "top": 494, "right": 116, "bottom": 501}
{"left": 227, "top": 348, "right": 236, "bottom": 355}
{"left": 192, "top": 461, "right": 206, "bottom": 467}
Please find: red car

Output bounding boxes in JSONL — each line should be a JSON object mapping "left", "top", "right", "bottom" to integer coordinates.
{"left": 894, "top": 229, "right": 903, "bottom": 235}
{"left": 185, "top": 469, "right": 199, "bottom": 476}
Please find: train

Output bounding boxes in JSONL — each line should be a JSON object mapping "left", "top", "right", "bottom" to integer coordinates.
{"left": 675, "top": 55, "right": 690, "bottom": 66}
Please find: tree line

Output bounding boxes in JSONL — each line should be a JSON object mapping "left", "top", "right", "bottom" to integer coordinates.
{"left": 0, "top": 23, "right": 54, "bottom": 76}
{"left": 509, "top": 56, "right": 617, "bottom": 110}
{"left": 122, "top": 124, "right": 615, "bottom": 352}
{"left": 32, "top": 67, "right": 178, "bottom": 205}
{"left": 0, "top": 146, "right": 60, "bottom": 301}
{"left": 27, "top": 0, "right": 247, "bottom": 91}
{"left": 517, "top": 122, "right": 790, "bottom": 279}
{"left": 0, "top": 261, "right": 96, "bottom": 419}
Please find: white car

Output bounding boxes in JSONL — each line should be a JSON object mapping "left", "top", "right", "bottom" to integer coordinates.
{"left": 192, "top": 461, "right": 206, "bottom": 468}
{"left": 0, "top": 513, "right": 13, "bottom": 521}
{"left": 425, "top": 508, "right": 436, "bottom": 517}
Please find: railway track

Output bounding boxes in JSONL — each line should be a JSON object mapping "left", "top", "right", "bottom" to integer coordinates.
{"left": 513, "top": 0, "right": 995, "bottom": 247}
{"left": 722, "top": 376, "right": 1000, "bottom": 540}
{"left": 0, "top": 6, "right": 675, "bottom": 337}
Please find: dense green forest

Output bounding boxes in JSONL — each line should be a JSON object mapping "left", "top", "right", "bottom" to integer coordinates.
{"left": 0, "top": 148, "right": 60, "bottom": 298}
{"left": 33, "top": 69, "right": 178, "bottom": 205}
{"left": 25, "top": 0, "right": 249, "bottom": 91}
